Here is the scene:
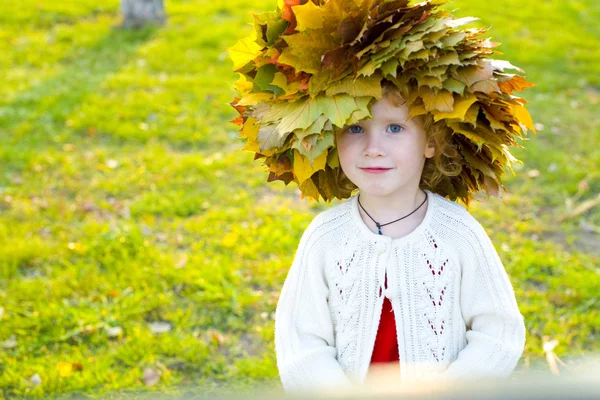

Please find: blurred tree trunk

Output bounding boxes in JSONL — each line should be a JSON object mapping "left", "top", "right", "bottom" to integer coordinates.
{"left": 121, "top": 0, "right": 166, "bottom": 28}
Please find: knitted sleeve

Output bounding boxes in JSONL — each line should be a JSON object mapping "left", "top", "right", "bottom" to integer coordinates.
{"left": 438, "top": 218, "right": 526, "bottom": 380}
{"left": 274, "top": 217, "right": 353, "bottom": 393}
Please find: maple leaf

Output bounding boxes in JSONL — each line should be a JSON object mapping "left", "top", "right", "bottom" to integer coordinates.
{"left": 227, "top": 37, "right": 263, "bottom": 71}
{"left": 279, "top": 28, "right": 338, "bottom": 74}
{"left": 421, "top": 88, "right": 454, "bottom": 112}
{"left": 291, "top": 1, "right": 324, "bottom": 32}
{"left": 228, "top": 0, "right": 536, "bottom": 204}
{"left": 325, "top": 74, "right": 384, "bottom": 98}
{"left": 431, "top": 94, "right": 478, "bottom": 122}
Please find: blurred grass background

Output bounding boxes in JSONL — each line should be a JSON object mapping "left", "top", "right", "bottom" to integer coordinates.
{"left": 0, "top": 0, "right": 599, "bottom": 398}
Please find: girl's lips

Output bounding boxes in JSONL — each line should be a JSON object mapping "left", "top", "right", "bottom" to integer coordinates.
{"left": 361, "top": 168, "right": 391, "bottom": 174}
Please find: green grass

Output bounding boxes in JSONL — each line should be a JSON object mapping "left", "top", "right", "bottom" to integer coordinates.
{"left": 0, "top": 0, "right": 599, "bottom": 398}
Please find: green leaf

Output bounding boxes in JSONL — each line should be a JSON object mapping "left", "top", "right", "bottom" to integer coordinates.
{"left": 279, "top": 29, "right": 337, "bottom": 74}
{"left": 440, "top": 31, "right": 466, "bottom": 47}
{"left": 344, "top": 96, "right": 373, "bottom": 125}
{"left": 325, "top": 75, "right": 383, "bottom": 98}
{"left": 253, "top": 64, "right": 284, "bottom": 96}
{"left": 317, "top": 94, "right": 361, "bottom": 128}
{"left": 442, "top": 77, "right": 466, "bottom": 95}
{"left": 449, "top": 122, "right": 486, "bottom": 151}
{"left": 293, "top": 130, "right": 335, "bottom": 164}
{"left": 257, "top": 123, "right": 288, "bottom": 152}
{"left": 381, "top": 58, "right": 399, "bottom": 77}
{"left": 293, "top": 115, "right": 329, "bottom": 140}
{"left": 428, "top": 51, "right": 460, "bottom": 68}
{"left": 268, "top": 96, "right": 323, "bottom": 133}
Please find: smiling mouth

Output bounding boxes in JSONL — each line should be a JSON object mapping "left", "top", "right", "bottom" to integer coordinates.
{"left": 361, "top": 168, "right": 392, "bottom": 174}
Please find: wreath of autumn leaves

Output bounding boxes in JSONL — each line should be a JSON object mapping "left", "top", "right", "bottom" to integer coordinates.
{"left": 227, "top": 0, "right": 536, "bottom": 204}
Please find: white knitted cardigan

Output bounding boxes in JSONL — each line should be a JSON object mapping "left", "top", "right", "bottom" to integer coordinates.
{"left": 274, "top": 189, "right": 526, "bottom": 393}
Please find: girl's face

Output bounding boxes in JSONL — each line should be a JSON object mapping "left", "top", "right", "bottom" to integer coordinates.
{"left": 336, "top": 94, "right": 436, "bottom": 198}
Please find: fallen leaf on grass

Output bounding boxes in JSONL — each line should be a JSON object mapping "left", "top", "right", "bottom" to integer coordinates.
{"left": 143, "top": 368, "right": 160, "bottom": 386}
{"left": 558, "top": 193, "right": 600, "bottom": 222}
{"left": 1, "top": 334, "right": 17, "bottom": 349}
{"left": 175, "top": 254, "right": 188, "bottom": 269}
{"left": 105, "top": 326, "right": 123, "bottom": 338}
{"left": 148, "top": 321, "right": 172, "bottom": 334}
{"left": 30, "top": 373, "right": 42, "bottom": 386}
{"left": 543, "top": 336, "right": 570, "bottom": 376}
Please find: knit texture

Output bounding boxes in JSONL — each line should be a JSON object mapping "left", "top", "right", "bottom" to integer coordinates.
{"left": 274, "top": 189, "right": 526, "bottom": 393}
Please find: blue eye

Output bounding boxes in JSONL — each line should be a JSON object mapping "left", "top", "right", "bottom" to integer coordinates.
{"left": 347, "top": 125, "right": 363, "bottom": 134}
{"left": 388, "top": 124, "right": 404, "bottom": 133}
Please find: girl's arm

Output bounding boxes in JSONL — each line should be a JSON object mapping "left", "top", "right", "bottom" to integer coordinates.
{"left": 439, "top": 219, "right": 527, "bottom": 381}
{"left": 274, "top": 221, "right": 353, "bottom": 393}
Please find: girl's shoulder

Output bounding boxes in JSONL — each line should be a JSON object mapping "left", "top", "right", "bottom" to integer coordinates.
{"left": 298, "top": 197, "right": 354, "bottom": 244}
{"left": 429, "top": 192, "right": 492, "bottom": 240}
{"left": 309, "top": 197, "right": 353, "bottom": 228}
{"left": 430, "top": 191, "right": 469, "bottom": 216}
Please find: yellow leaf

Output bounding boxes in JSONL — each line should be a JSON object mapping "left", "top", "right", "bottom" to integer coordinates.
{"left": 448, "top": 122, "right": 486, "bottom": 149}
{"left": 227, "top": 37, "right": 263, "bottom": 71}
{"left": 299, "top": 175, "right": 321, "bottom": 201}
{"left": 240, "top": 118, "right": 276, "bottom": 156}
{"left": 237, "top": 92, "right": 274, "bottom": 106}
{"left": 463, "top": 103, "right": 479, "bottom": 125}
{"left": 241, "top": 117, "right": 260, "bottom": 152}
{"left": 57, "top": 362, "right": 73, "bottom": 377}
{"left": 271, "top": 72, "right": 291, "bottom": 95}
{"left": 293, "top": 149, "right": 327, "bottom": 184}
{"left": 408, "top": 104, "right": 426, "bottom": 119}
{"left": 327, "top": 147, "right": 340, "bottom": 169}
{"left": 292, "top": 1, "right": 324, "bottom": 32}
{"left": 432, "top": 95, "right": 478, "bottom": 121}
{"left": 234, "top": 73, "right": 253, "bottom": 93}
{"left": 511, "top": 105, "right": 536, "bottom": 134}
{"left": 421, "top": 88, "right": 454, "bottom": 112}
{"left": 357, "top": 60, "right": 377, "bottom": 77}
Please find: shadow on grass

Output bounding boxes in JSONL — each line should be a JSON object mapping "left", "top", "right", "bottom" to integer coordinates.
{"left": 0, "top": 23, "right": 159, "bottom": 148}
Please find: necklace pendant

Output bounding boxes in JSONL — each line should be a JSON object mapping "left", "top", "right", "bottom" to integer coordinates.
{"left": 376, "top": 222, "right": 382, "bottom": 235}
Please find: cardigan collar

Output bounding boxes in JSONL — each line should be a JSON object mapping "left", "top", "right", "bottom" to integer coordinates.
{"left": 349, "top": 189, "right": 437, "bottom": 245}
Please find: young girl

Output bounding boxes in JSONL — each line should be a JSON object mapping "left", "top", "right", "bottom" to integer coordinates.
{"left": 273, "top": 83, "right": 526, "bottom": 393}
{"left": 228, "top": 0, "right": 534, "bottom": 394}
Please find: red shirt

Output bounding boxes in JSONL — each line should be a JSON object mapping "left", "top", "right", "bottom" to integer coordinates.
{"left": 369, "top": 272, "right": 400, "bottom": 366}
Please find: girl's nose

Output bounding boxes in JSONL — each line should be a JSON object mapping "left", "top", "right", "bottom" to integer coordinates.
{"left": 363, "top": 132, "right": 385, "bottom": 157}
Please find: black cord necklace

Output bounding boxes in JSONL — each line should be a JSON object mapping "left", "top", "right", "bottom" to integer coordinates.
{"left": 358, "top": 190, "right": 428, "bottom": 235}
